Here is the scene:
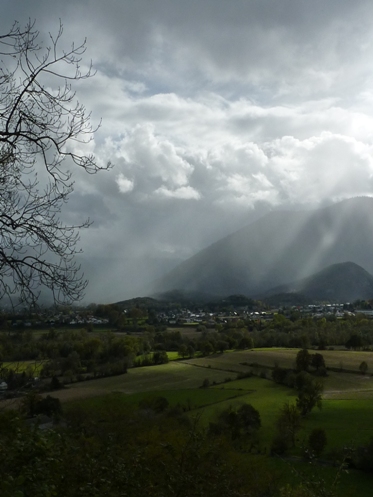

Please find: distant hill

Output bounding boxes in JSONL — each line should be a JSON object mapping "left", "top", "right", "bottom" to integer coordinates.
{"left": 261, "top": 292, "right": 313, "bottom": 307}
{"left": 114, "top": 296, "right": 161, "bottom": 309}
{"left": 155, "top": 197, "right": 373, "bottom": 297}
{"left": 114, "top": 292, "right": 258, "bottom": 311}
{"left": 152, "top": 289, "right": 220, "bottom": 304}
{"left": 263, "top": 262, "right": 373, "bottom": 302}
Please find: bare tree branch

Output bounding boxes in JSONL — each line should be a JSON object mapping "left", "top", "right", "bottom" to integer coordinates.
{"left": 0, "top": 20, "right": 111, "bottom": 307}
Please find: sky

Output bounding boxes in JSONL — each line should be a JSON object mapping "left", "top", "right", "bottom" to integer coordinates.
{"left": 3, "top": 0, "right": 373, "bottom": 303}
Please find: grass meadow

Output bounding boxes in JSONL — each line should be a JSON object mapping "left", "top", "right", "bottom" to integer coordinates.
{"left": 51, "top": 361, "right": 233, "bottom": 402}
{"left": 183, "top": 347, "right": 373, "bottom": 374}
{"left": 3, "top": 360, "right": 44, "bottom": 375}
{"left": 59, "top": 348, "right": 373, "bottom": 496}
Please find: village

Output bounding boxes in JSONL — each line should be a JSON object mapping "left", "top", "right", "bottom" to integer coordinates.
{"left": 0, "top": 298, "right": 365, "bottom": 332}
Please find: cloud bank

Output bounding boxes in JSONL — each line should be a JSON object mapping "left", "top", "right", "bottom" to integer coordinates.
{"left": 3, "top": 0, "right": 373, "bottom": 301}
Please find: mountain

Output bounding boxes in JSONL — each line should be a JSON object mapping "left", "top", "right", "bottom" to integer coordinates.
{"left": 263, "top": 262, "right": 373, "bottom": 302}
{"left": 155, "top": 197, "right": 373, "bottom": 297}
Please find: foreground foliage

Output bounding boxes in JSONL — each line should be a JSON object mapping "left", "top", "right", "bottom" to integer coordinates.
{"left": 0, "top": 403, "right": 279, "bottom": 497}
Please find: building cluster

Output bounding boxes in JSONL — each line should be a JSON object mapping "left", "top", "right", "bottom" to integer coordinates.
{"left": 154, "top": 302, "right": 357, "bottom": 326}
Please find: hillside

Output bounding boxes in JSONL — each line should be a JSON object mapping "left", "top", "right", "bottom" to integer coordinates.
{"left": 155, "top": 197, "right": 373, "bottom": 297}
{"left": 263, "top": 261, "right": 373, "bottom": 302}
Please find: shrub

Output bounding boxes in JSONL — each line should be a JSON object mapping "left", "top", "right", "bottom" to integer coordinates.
{"left": 201, "top": 378, "right": 210, "bottom": 388}
{"left": 359, "top": 361, "right": 368, "bottom": 375}
{"left": 308, "top": 428, "right": 327, "bottom": 457}
{"left": 271, "top": 434, "right": 289, "bottom": 455}
{"left": 50, "top": 376, "right": 63, "bottom": 390}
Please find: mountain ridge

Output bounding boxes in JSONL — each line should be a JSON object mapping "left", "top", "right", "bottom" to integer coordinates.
{"left": 154, "top": 197, "right": 373, "bottom": 297}
{"left": 262, "top": 261, "right": 373, "bottom": 302}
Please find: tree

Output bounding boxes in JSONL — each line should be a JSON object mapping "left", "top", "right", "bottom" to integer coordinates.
{"left": 276, "top": 402, "right": 302, "bottom": 447}
{"left": 296, "top": 376, "right": 324, "bottom": 416}
{"left": 216, "top": 340, "right": 229, "bottom": 353}
{"left": 209, "top": 403, "right": 261, "bottom": 443}
{"left": 308, "top": 428, "right": 327, "bottom": 457}
{"left": 0, "top": 21, "right": 110, "bottom": 306}
{"left": 187, "top": 344, "right": 195, "bottom": 358}
{"left": 178, "top": 344, "right": 188, "bottom": 358}
{"left": 153, "top": 350, "right": 169, "bottom": 365}
{"left": 345, "top": 334, "right": 363, "bottom": 350}
{"left": 355, "top": 437, "right": 373, "bottom": 472}
{"left": 236, "top": 403, "right": 261, "bottom": 435}
{"left": 310, "top": 353, "right": 325, "bottom": 371}
{"left": 20, "top": 391, "right": 43, "bottom": 417}
{"left": 359, "top": 361, "right": 368, "bottom": 375}
{"left": 200, "top": 341, "right": 214, "bottom": 356}
{"left": 296, "top": 349, "right": 311, "bottom": 372}
{"left": 272, "top": 364, "right": 288, "bottom": 384}
{"left": 237, "top": 336, "right": 253, "bottom": 350}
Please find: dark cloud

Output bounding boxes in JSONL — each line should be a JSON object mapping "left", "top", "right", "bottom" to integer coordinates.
{"left": 3, "top": 1, "right": 373, "bottom": 302}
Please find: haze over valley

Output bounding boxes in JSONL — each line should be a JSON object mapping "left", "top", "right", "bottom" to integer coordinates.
{"left": 153, "top": 197, "right": 373, "bottom": 303}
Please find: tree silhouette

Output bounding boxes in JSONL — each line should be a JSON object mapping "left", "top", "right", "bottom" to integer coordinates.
{"left": 0, "top": 21, "right": 110, "bottom": 306}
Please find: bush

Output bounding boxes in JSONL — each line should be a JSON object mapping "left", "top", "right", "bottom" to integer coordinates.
{"left": 359, "top": 361, "right": 368, "bottom": 375}
{"left": 308, "top": 428, "right": 327, "bottom": 457}
{"left": 271, "top": 434, "right": 289, "bottom": 455}
{"left": 153, "top": 351, "right": 169, "bottom": 365}
{"left": 139, "top": 396, "right": 169, "bottom": 413}
{"left": 50, "top": 376, "right": 63, "bottom": 390}
{"left": 209, "top": 403, "right": 261, "bottom": 443}
{"left": 354, "top": 438, "right": 373, "bottom": 472}
{"left": 236, "top": 371, "right": 253, "bottom": 379}
{"left": 314, "top": 366, "right": 328, "bottom": 377}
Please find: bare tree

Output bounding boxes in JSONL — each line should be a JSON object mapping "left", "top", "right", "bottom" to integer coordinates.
{"left": 0, "top": 20, "right": 110, "bottom": 306}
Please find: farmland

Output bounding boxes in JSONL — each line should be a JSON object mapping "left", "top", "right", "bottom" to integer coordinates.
{"left": 4, "top": 346, "right": 373, "bottom": 495}
{"left": 60, "top": 350, "right": 373, "bottom": 497}
{"left": 61, "top": 350, "right": 373, "bottom": 448}
{"left": 47, "top": 361, "right": 233, "bottom": 402}
{"left": 183, "top": 347, "right": 373, "bottom": 374}
{"left": 49, "top": 347, "right": 373, "bottom": 404}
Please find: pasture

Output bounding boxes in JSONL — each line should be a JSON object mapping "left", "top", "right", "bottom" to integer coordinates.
{"left": 49, "top": 361, "right": 233, "bottom": 403}
{"left": 184, "top": 347, "right": 373, "bottom": 374}
{"left": 2, "top": 360, "right": 44, "bottom": 375}
{"left": 67, "top": 387, "right": 248, "bottom": 414}
{"left": 58, "top": 348, "right": 373, "bottom": 496}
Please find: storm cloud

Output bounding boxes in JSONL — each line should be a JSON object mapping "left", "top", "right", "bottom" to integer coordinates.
{"left": 3, "top": 0, "right": 373, "bottom": 302}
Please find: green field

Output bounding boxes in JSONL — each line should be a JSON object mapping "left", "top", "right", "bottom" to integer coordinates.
{"left": 53, "top": 361, "right": 234, "bottom": 402}
{"left": 3, "top": 360, "right": 44, "bottom": 375}
{"left": 183, "top": 348, "right": 373, "bottom": 374}
{"left": 67, "top": 387, "right": 248, "bottom": 414}
{"left": 63, "top": 370, "right": 373, "bottom": 496}
{"left": 59, "top": 349, "right": 373, "bottom": 496}
{"left": 207, "top": 377, "right": 297, "bottom": 446}
{"left": 134, "top": 351, "right": 180, "bottom": 365}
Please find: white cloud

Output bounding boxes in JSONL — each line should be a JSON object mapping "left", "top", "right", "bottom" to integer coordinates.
{"left": 6, "top": 1, "right": 373, "bottom": 301}
{"left": 154, "top": 185, "right": 201, "bottom": 200}
{"left": 122, "top": 124, "right": 194, "bottom": 187}
{"left": 116, "top": 174, "right": 134, "bottom": 193}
